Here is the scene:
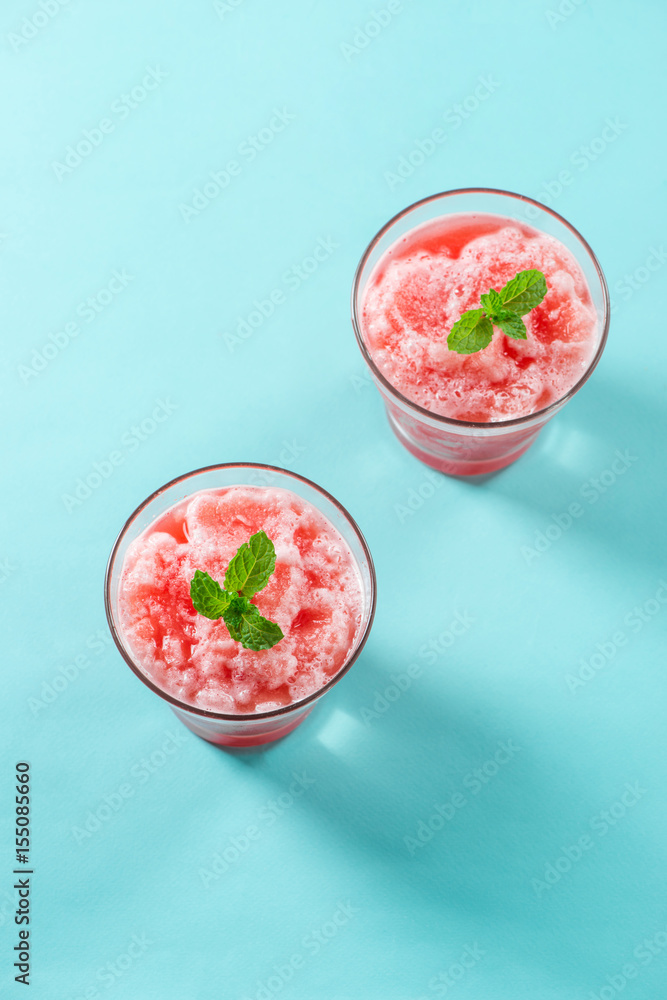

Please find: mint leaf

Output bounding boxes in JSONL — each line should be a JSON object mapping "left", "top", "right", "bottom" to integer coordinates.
{"left": 447, "top": 309, "right": 494, "bottom": 355}
{"left": 480, "top": 288, "right": 503, "bottom": 318}
{"left": 190, "top": 570, "right": 233, "bottom": 620}
{"left": 224, "top": 529, "right": 276, "bottom": 597}
{"left": 494, "top": 311, "right": 527, "bottom": 340}
{"left": 220, "top": 594, "right": 250, "bottom": 640}
{"left": 447, "top": 269, "right": 547, "bottom": 354}
{"left": 226, "top": 601, "right": 284, "bottom": 652}
{"left": 190, "top": 532, "right": 283, "bottom": 650}
{"left": 498, "top": 269, "right": 547, "bottom": 315}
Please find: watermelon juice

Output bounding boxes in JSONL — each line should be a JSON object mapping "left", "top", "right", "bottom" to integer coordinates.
{"left": 105, "top": 465, "right": 376, "bottom": 747}
{"left": 352, "top": 189, "right": 609, "bottom": 476}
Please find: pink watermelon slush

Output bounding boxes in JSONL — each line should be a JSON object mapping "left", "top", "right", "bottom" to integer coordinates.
{"left": 352, "top": 191, "right": 609, "bottom": 475}
{"left": 117, "top": 485, "right": 363, "bottom": 715}
{"left": 360, "top": 213, "right": 597, "bottom": 423}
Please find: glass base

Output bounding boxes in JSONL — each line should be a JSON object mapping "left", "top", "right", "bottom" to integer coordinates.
{"left": 170, "top": 705, "right": 313, "bottom": 747}
{"left": 386, "top": 407, "right": 540, "bottom": 476}
{"left": 352, "top": 190, "right": 609, "bottom": 480}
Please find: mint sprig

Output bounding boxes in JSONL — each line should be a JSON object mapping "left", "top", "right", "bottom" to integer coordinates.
{"left": 190, "top": 530, "right": 284, "bottom": 651}
{"left": 224, "top": 597, "right": 284, "bottom": 650}
{"left": 224, "top": 529, "right": 276, "bottom": 597}
{"left": 447, "top": 269, "right": 547, "bottom": 355}
{"left": 189, "top": 571, "right": 234, "bottom": 619}
{"left": 497, "top": 270, "right": 548, "bottom": 315}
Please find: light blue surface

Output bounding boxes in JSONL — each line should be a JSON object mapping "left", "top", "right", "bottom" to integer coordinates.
{"left": 2, "top": 1, "right": 666, "bottom": 997}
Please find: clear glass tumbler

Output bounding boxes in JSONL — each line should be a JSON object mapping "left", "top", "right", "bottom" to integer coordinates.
{"left": 352, "top": 188, "right": 610, "bottom": 476}
{"left": 105, "top": 464, "right": 376, "bottom": 747}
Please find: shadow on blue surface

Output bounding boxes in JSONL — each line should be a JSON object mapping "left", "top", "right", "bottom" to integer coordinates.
{"left": 207, "top": 368, "right": 667, "bottom": 992}
{"left": 218, "top": 636, "right": 664, "bottom": 993}
{"left": 465, "top": 372, "right": 665, "bottom": 575}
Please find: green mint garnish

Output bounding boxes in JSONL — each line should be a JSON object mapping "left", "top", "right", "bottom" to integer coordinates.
{"left": 223, "top": 597, "right": 284, "bottom": 650}
{"left": 224, "top": 529, "right": 276, "bottom": 597}
{"left": 189, "top": 570, "right": 234, "bottom": 619}
{"left": 189, "top": 530, "right": 284, "bottom": 651}
{"left": 496, "top": 269, "right": 548, "bottom": 315}
{"left": 447, "top": 269, "right": 547, "bottom": 355}
{"left": 479, "top": 287, "right": 503, "bottom": 314}
{"left": 446, "top": 309, "right": 494, "bottom": 354}
{"left": 494, "top": 310, "right": 527, "bottom": 341}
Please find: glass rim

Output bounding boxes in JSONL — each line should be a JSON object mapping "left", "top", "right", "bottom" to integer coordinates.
{"left": 351, "top": 187, "right": 611, "bottom": 431}
{"left": 104, "top": 462, "right": 377, "bottom": 722}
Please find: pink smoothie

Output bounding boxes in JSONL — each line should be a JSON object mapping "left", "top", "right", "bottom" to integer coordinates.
{"left": 117, "top": 486, "right": 363, "bottom": 713}
{"left": 360, "top": 213, "right": 598, "bottom": 423}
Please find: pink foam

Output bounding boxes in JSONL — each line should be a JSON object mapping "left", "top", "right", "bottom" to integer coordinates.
{"left": 361, "top": 214, "right": 598, "bottom": 422}
{"left": 118, "top": 487, "right": 362, "bottom": 713}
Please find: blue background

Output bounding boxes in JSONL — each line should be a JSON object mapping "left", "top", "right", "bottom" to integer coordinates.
{"left": 2, "top": 1, "right": 666, "bottom": 997}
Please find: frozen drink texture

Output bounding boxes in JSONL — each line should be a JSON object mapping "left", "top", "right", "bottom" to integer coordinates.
{"left": 359, "top": 213, "right": 598, "bottom": 423}
{"left": 118, "top": 486, "right": 363, "bottom": 713}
